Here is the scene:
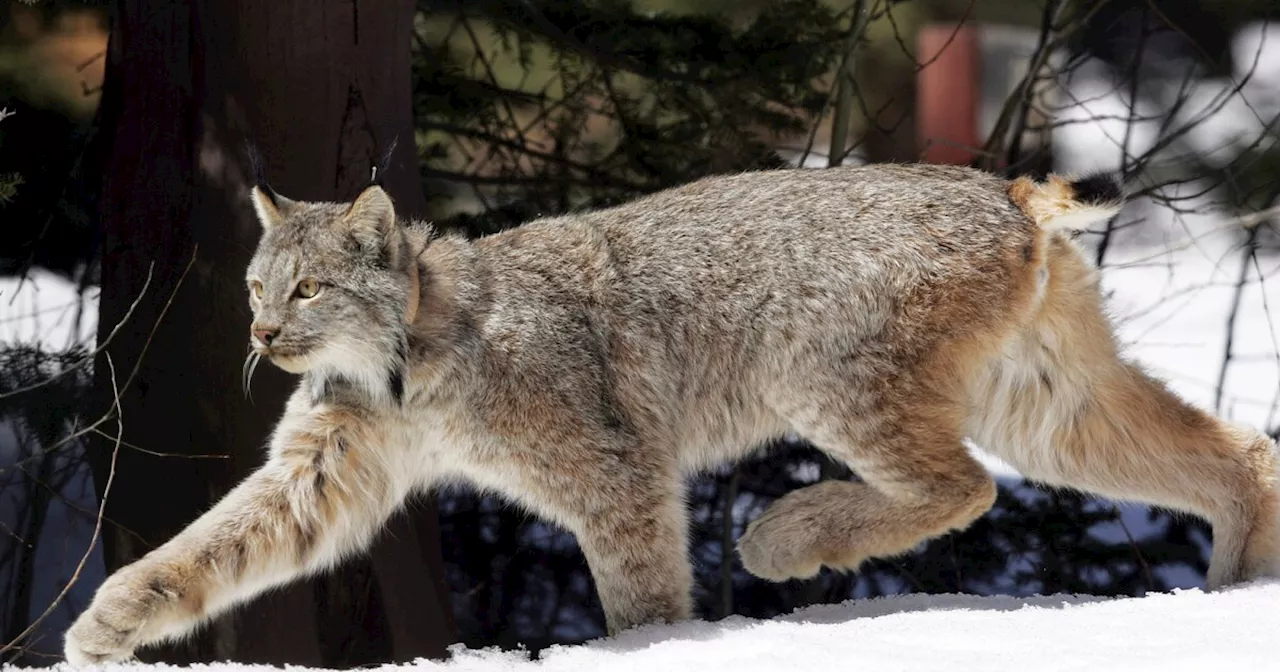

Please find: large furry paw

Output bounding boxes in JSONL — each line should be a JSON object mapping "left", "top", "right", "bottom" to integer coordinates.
{"left": 64, "top": 563, "right": 176, "bottom": 666}
{"left": 738, "top": 481, "right": 868, "bottom": 582}
{"left": 738, "top": 519, "right": 823, "bottom": 582}
{"left": 737, "top": 478, "right": 844, "bottom": 578}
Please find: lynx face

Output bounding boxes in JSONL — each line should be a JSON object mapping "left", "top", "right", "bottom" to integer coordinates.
{"left": 243, "top": 184, "right": 416, "bottom": 402}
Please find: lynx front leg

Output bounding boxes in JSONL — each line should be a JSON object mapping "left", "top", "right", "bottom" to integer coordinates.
{"left": 741, "top": 389, "right": 996, "bottom": 581}
{"left": 63, "top": 406, "right": 413, "bottom": 666}
{"left": 573, "top": 487, "right": 693, "bottom": 634}
{"left": 534, "top": 455, "right": 693, "bottom": 635}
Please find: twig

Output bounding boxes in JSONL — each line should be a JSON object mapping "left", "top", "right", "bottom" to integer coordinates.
{"left": 117, "top": 249, "right": 198, "bottom": 397}
{"left": 1246, "top": 246, "right": 1280, "bottom": 430}
{"left": 1215, "top": 225, "right": 1260, "bottom": 412}
{"left": 0, "top": 265, "right": 154, "bottom": 400}
{"left": 0, "top": 247, "right": 200, "bottom": 656}
{"left": 86, "top": 428, "right": 229, "bottom": 461}
{"left": 827, "top": 0, "right": 870, "bottom": 168}
{"left": 1224, "top": 204, "right": 1280, "bottom": 230}
{"left": 718, "top": 466, "right": 741, "bottom": 619}
{"left": 1095, "top": 6, "right": 1151, "bottom": 266}
{"left": 0, "top": 355, "right": 123, "bottom": 656}
{"left": 981, "top": 0, "right": 1066, "bottom": 170}
{"left": 1112, "top": 505, "right": 1156, "bottom": 591}
{"left": 0, "top": 519, "right": 31, "bottom": 548}
{"left": 0, "top": 415, "right": 227, "bottom": 477}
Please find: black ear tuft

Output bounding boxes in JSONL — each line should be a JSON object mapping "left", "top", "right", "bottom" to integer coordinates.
{"left": 246, "top": 141, "right": 279, "bottom": 205}
{"left": 370, "top": 136, "right": 400, "bottom": 187}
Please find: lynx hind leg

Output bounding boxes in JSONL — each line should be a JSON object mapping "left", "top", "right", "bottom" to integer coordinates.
{"left": 740, "top": 385, "right": 997, "bottom": 582}
{"left": 968, "top": 236, "right": 1280, "bottom": 589}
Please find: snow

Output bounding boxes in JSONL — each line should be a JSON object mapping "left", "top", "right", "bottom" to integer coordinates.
{"left": 17, "top": 580, "right": 1277, "bottom": 671}
{"left": 0, "top": 268, "right": 97, "bottom": 349}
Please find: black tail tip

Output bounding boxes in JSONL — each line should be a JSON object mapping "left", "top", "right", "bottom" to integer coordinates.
{"left": 1070, "top": 172, "right": 1125, "bottom": 206}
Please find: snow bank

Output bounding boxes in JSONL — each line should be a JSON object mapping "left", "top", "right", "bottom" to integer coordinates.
{"left": 30, "top": 581, "right": 1279, "bottom": 672}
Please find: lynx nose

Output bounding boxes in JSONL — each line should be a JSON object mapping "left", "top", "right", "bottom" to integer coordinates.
{"left": 252, "top": 326, "right": 279, "bottom": 346}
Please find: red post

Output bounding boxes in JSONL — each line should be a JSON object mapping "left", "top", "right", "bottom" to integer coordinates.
{"left": 916, "top": 23, "right": 981, "bottom": 165}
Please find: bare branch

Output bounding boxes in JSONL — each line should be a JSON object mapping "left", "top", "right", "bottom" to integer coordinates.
{"left": 0, "top": 265, "right": 153, "bottom": 400}
{"left": 0, "top": 354, "right": 123, "bottom": 656}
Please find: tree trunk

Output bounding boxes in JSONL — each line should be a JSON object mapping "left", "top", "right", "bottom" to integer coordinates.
{"left": 88, "top": 0, "right": 454, "bottom": 665}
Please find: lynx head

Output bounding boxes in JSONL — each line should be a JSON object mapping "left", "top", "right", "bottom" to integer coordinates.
{"left": 242, "top": 178, "right": 419, "bottom": 405}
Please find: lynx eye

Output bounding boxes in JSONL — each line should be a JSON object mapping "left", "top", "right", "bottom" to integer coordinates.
{"left": 251, "top": 281, "right": 264, "bottom": 299}
{"left": 296, "top": 278, "right": 320, "bottom": 299}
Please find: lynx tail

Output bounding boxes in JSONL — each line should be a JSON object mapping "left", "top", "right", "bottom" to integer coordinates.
{"left": 1008, "top": 172, "right": 1125, "bottom": 231}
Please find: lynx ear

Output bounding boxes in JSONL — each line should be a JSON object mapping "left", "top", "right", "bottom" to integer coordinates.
{"left": 343, "top": 185, "right": 397, "bottom": 253}
{"left": 246, "top": 143, "right": 294, "bottom": 229}
{"left": 250, "top": 185, "right": 294, "bottom": 229}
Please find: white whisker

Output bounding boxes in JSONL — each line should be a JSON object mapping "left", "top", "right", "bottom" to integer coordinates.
{"left": 242, "top": 350, "right": 262, "bottom": 401}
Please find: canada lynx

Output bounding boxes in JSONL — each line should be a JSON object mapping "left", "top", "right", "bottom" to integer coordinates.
{"left": 65, "top": 163, "right": 1279, "bottom": 665}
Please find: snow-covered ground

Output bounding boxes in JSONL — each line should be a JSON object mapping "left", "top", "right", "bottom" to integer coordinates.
{"left": 389, "top": 581, "right": 1280, "bottom": 671}
{"left": 21, "top": 580, "right": 1277, "bottom": 671}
